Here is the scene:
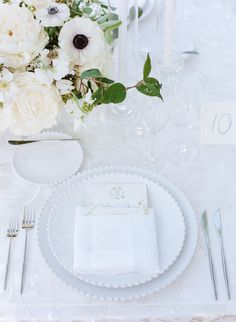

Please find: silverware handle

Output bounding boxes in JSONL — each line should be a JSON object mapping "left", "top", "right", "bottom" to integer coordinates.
{"left": 219, "top": 236, "right": 231, "bottom": 300}
{"left": 203, "top": 230, "right": 218, "bottom": 300}
{"left": 4, "top": 238, "right": 12, "bottom": 290}
{"left": 20, "top": 229, "right": 28, "bottom": 294}
{"left": 8, "top": 139, "right": 79, "bottom": 145}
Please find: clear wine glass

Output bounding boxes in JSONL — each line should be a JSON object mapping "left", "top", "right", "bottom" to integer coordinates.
{"left": 123, "top": 88, "right": 169, "bottom": 170}
{"left": 169, "top": 70, "right": 208, "bottom": 129}
{"left": 165, "top": 70, "right": 207, "bottom": 168}
{"left": 166, "top": 136, "right": 199, "bottom": 168}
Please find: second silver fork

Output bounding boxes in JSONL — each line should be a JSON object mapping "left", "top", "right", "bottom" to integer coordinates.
{"left": 20, "top": 208, "right": 35, "bottom": 294}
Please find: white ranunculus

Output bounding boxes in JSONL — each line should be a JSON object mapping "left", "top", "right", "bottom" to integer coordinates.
{"left": 56, "top": 79, "right": 74, "bottom": 95}
{"left": 36, "top": 3, "right": 70, "bottom": 27}
{"left": 0, "top": 105, "right": 10, "bottom": 132}
{"left": 0, "top": 4, "right": 49, "bottom": 69}
{"left": 51, "top": 50, "right": 72, "bottom": 80}
{"left": 58, "top": 17, "right": 107, "bottom": 66}
{"left": 9, "top": 72, "right": 62, "bottom": 135}
{"left": 0, "top": 69, "right": 17, "bottom": 104}
{"left": 24, "top": 0, "right": 52, "bottom": 11}
{"left": 34, "top": 68, "right": 54, "bottom": 86}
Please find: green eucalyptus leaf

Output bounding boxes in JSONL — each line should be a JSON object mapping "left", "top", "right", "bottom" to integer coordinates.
{"left": 83, "top": 7, "right": 93, "bottom": 15}
{"left": 137, "top": 77, "right": 162, "bottom": 99}
{"left": 97, "top": 13, "right": 109, "bottom": 24}
{"left": 103, "top": 83, "right": 127, "bottom": 104}
{"left": 143, "top": 54, "right": 151, "bottom": 80}
{"left": 81, "top": 69, "right": 102, "bottom": 79}
{"left": 108, "top": 13, "right": 119, "bottom": 20}
{"left": 104, "top": 29, "right": 113, "bottom": 44}
{"left": 100, "top": 20, "right": 122, "bottom": 32}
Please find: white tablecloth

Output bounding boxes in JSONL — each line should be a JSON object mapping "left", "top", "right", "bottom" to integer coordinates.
{"left": 1, "top": 0, "right": 236, "bottom": 320}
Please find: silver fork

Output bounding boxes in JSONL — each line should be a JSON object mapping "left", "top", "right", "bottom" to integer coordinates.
{"left": 4, "top": 217, "right": 19, "bottom": 290}
{"left": 20, "top": 208, "right": 35, "bottom": 294}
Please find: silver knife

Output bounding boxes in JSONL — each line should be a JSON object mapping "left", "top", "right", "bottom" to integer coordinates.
{"left": 214, "top": 209, "right": 231, "bottom": 300}
{"left": 201, "top": 211, "right": 218, "bottom": 300}
{"left": 8, "top": 139, "right": 80, "bottom": 145}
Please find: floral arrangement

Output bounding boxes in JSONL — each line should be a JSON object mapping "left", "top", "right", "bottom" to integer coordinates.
{"left": 0, "top": 0, "right": 162, "bottom": 136}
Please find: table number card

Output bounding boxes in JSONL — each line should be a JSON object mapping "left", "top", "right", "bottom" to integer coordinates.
{"left": 201, "top": 102, "right": 236, "bottom": 144}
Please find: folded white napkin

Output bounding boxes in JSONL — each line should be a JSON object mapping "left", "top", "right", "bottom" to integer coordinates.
{"left": 73, "top": 207, "right": 159, "bottom": 275}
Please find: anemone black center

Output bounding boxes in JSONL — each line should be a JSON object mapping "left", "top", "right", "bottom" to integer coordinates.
{"left": 73, "top": 34, "right": 89, "bottom": 50}
{"left": 47, "top": 6, "right": 59, "bottom": 15}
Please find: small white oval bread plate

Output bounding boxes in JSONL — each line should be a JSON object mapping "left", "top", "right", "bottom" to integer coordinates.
{"left": 12, "top": 131, "right": 83, "bottom": 185}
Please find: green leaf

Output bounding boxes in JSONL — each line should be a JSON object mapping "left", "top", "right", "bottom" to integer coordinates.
{"left": 104, "top": 29, "right": 113, "bottom": 44}
{"left": 143, "top": 54, "right": 151, "bottom": 80}
{"left": 108, "top": 13, "right": 119, "bottom": 21}
{"left": 138, "top": 7, "right": 143, "bottom": 18}
{"left": 92, "top": 87, "right": 104, "bottom": 105}
{"left": 80, "top": 69, "right": 102, "bottom": 79}
{"left": 137, "top": 77, "right": 163, "bottom": 99}
{"left": 83, "top": 7, "right": 93, "bottom": 15}
{"left": 129, "top": 6, "right": 143, "bottom": 20}
{"left": 100, "top": 20, "right": 122, "bottom": 32}
{"left": 103, "top": 83, "right": 127, "bottom": 104}
{"left": 96, "top": 13, "right": 109, "bottom": 24}
{"left": 96, "top": 77, "right": 115, "bottom": 84}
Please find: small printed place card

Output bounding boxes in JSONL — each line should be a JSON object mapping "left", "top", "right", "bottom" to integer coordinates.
{"left": 87, "top": 183, "right": 147, "bottom": 208}
{"left": 76, "top": 207, "right": 152, "bottom": 216}
{"left": 201, "top": 102, "right": 236, "bottom": 144}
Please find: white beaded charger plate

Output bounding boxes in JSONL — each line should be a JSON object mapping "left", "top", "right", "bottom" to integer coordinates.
{"left": 38, "top": 166, "right": 198, "bottom": 300}
{"left": 47, "top": 171, "right": 186, "bottom": 288}
{"left": 12, "top": 132, "right": 83, "bottom": 185}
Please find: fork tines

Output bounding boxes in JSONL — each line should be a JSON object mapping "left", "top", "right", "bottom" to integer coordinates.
{"left": 22, "top": 207, "right": 35, "bottom": 229}
{"left": 7, "top": 217, "right": 19, "bottom": 237}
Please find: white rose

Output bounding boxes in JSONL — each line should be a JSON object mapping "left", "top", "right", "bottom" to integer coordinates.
{"left": 0, "top": 4, "right": 49, "bottom": 69}
{"left": 9, "top": 72, "right": 62, "bottom": 135}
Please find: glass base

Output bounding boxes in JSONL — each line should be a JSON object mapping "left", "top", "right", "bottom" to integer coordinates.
{"left": 108, "top": 103, "right": 136, "bottom": 121}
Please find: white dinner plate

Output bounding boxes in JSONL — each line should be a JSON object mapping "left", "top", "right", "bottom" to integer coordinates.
{"left": 12, "top": 131, "right": 83, "bottom": 185}
{"left": 47, "top": 171, "right": 186, "bottom": 288}
{"left": 38, "top": 166, "right": 198, "bottom": 300}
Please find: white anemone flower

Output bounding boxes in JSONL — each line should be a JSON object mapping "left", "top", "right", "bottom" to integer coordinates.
{"left": 58, "top": 17, "right": 107, "bottom": 67}
{"left": 36, "top": 3, "right": 70, "bottom": 27}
